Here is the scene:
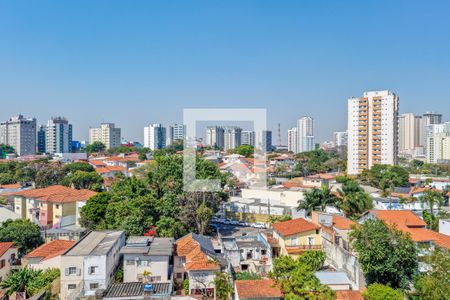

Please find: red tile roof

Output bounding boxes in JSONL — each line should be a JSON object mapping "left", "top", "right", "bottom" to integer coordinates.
{"left": 95, "top": 166, "right": 126, "bottom": 174}
{"left": 0, "top": 183, "right": 22, "bottom": 189}
{"left": 13, "top": 185, "right": 97, "bottom": 203}
{"left": 235, "top": 280, "right": 282, "bottom": 299}
{"left": 272, "top": 218, "right": 319, "bottom": 237}
{"left": 176, "top": 234, "right": 219, "bottom": 271}
{"left": 333, "top": 215, "right": 356, "bottom": 230}
{"left": 0, "top": 242, "right": 15, "bottom": 257}
{"left": 336, "top": 290, "right": 364, "bottom": 300}
{"left": 25, "top": 240, "right": 75, "bottom": 261}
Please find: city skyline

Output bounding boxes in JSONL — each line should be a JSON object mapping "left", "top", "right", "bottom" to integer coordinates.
{"left": 1, "top": 1, "right": 450, "bottom": 142}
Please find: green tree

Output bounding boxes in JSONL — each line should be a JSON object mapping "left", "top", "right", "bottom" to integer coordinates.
{"left": 298, "top": 184, "right": 338, "bottom": 215}
{"left": 80, "top": 193, "right": 111, "bottom": 230}
{"left": 234, "top": 272, "right": 262, "bottom": 280}
{"left": 297, "top": 250, "right": 325, "bottom": 272}
{"left": 268, "top": 215, "right": 292, "bottom": 224}
{"left": 419, "top": 189, "right": 444, "bottom": 230}
{"left": 62, "top": 170, "right": 103, "bottom": 191}
{"left": 350, "top": 219, "right": 418, "bottom": 289}
{"left": 359, "top": 164, "right": 409, "bottom": 191}
{"left": 0, "top": 144, "right": 15, "bottom": 156}
{"left": 281, "top": 266, "right": 335, "bottom": 300}
{"left": 0, "top": 173, "right": 16, "bottom": 185}
{"left": 337, "top": 179, "right": 373, "bottom": 218}
{"left": 0, "top": 219, "right": 43, "bottom": 256}
{"left": 85, "top": 141, "right": 106, "bottom": 153}
{"left": 63, "top": 162, "right": 95, "bottom": 173}
{"left": 35, "top": 163, "right": 67, "bottom": 188}
{"left": 363, "top": 283, "right": 403, "bottom": 300}
{"left": 214, "top": 272, "right": 233, "bottom": 300}
{"left": 0, "top": 268, "right": 59, "bottom": 298}
{"left": 233, "top": 145, "right": 254, "bottom": 158}
{"left": 414, "top": 248, "right": 450, "bottom": 300}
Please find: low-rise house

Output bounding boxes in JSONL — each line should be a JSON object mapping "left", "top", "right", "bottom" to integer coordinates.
{"left": 60, "top": 230, "right": 125, "bottom": 299}
{"left": 95, "top": 166, "right": 128, "bottom": 178}
{"left": 0, "top": 242, "right": 19, "bottom": 282}
{"left": 174, "top": 233, "right": 225, "bottom": 297}
{"left": 13, "top": 185, "right": 97, "bottom": 228}
{"left": 272, "top": 218, "right": 322, "bottom": 258}
{"left": 23, "top": 240, "right": 75, "bottom": 270}
{"left": 120, "top": 236, "right": 174, "bottom": 283}
{"left": 360, "top": 210, "right": 450, "bottom": 251}
{"left": 336, "top": 290, "right": 364, "bottom": 300}
{"left": 234, "top": 279, "right": 283, "bottom": 300}
{"left": 102, "top": 282, "right": 172, "bottom": 300}
{"left": 219, "top": 228, "right": 272, "bottom": 274}
{"left": 439, "top": 219, "right": 450, "bottom": 236}
{"left": 312, "top": 212, "right": 364, "bottom": 289}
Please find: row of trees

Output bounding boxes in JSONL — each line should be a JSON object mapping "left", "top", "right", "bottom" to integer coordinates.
{"left": 80, "top": 154, "right": 229, "bottom": 238}
{"left": 298, "top": 178, "right": 373, "bottom": 219}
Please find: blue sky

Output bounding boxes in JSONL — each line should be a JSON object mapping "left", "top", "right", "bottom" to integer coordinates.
{"left": 1, "top": 1, "right": 449, "bottom": 143}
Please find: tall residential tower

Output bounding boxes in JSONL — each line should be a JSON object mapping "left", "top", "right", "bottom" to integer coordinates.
{"left": 89, "top": 123, "right": 122, "bottom": 150}
{"left": 0, "top": 115, "right": 36, "bottom": 156}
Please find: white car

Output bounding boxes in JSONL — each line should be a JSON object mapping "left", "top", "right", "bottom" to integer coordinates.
{"left": 251, "top": 222, "right": 266, "bottom": 229}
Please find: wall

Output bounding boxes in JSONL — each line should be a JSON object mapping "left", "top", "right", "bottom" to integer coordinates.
{"left": 0, "top": 247, "right": 18, "bottom": 282}
{"left": 60, "top": 255, "right": 84, "bottom": 300}
{"left": 123, "top": 254, "right": 170, "bottom": 283}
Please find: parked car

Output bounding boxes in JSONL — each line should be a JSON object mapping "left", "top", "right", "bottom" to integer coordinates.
{"left": 251, "top": 222, "right": 266, "bottom": 229}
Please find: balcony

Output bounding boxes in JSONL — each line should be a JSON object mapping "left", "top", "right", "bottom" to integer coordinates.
{"left": 285, "top": 245, "right": 322, "bottom": 255}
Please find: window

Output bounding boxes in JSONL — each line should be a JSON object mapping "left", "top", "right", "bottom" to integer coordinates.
{"left": 68, "top": 267, "right": 77, "bottom": 275}
{"left": 68, "top": 284, "right": 77, "bottom": 290}
{"left": 291, "top": 237, "right": 298, "bottom": 246}
{"left": 261, "top": 249, "right": 267, "bottom": 255}
{"left": 88, "top": 266, "right": 98, "bottom": 274}
{"left": 90, "top": 283, "right": 99, "bottom": 290}
{"left": 0, "top": 259, "right": 5, "bottom": 269}
{"left": 55, "top": 204, "right": 60, "bottom": 209}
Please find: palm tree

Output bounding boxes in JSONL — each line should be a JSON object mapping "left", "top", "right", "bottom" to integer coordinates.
{"left": 0, "top": 267, "right": 42, "bottom": 298}
{"left": 298, "top": 184, "right": 338, "bottom": 215}
{"left": 420, "top": 189, "right": 443, "bottom": 220}
{"left": 337, "top": 180, "right": 373, "bottom": 218}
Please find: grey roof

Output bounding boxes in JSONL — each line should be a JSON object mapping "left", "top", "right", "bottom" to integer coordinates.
{"left": 65, "top": 230, "right": 124, "bottom": 256}
{"left": 120, "top": 237, "right": 174, "bottom": 256}
{"left": 236, "top": 240, "right": 265, "bottom": 248}
{"left": 315, "top": 271, "right": 352, "bottom": 285}
{"left": 192, "top": 233, "right": 216, "bottom": 256}
{"left": 394, "top": 187, "right": 412, "bottom": 194}
{"left": 0, "top": 206, "right": 20, "bottom": 223}
{"left": 104, "top": 282, "right": 171, "bottom": 299}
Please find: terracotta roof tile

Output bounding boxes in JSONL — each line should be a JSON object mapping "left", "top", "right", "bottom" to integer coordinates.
{"left": 336, "top": 290, "right": 364, "bottom": 300}
{"left": 175, "top": 234, "right": 219, "bottom": 271}
{"left": 333, "top": 215, "right": 356, "bottom": 230}
{"left": 0, "top": 183, "right": 22, "bottom": 189}
{"left": 272, "top": 218, "right": 319, "bottom": 237}
{"left": 371, "top": 210, "right": 427, "bottom": 227}
{"left": 25, "top": 240, "right": 75, "bottom": 261}
{"left": 0, "top": 242, "right": 15, "bottom": 257}
{"left": 235, "top": 280, "right": 282, "bottom": 299}
{"left": 95, "top": 166, "right": 126, "bottom": 174}
{"left": 13, "top": 185, "right": 97, "bottom": 203}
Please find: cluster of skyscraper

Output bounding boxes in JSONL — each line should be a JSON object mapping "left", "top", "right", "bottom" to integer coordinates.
{"left": 0, "top": 115, "right": 73, "bottom": 156}
{"left": 205, "top": 126, "right": 272, "bottom": 151}
{"left": 287, "top": 117, "right": 315, "bottom": 153}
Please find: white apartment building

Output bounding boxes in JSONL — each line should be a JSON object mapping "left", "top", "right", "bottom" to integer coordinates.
{"left": 241, "top": 130, "right": 255, "bottom": 146}
{"left": 89, "top": 123, "right": 121, "bottom": 150}
{"left": 422, "top": 112, "right": 443, "bottom": 147}
{"left": 60, "top": 231, "right": 125, "bottom": 300}
{"left": 45, "top": 117, "right": 73, "bottom": 154}
{"left": 297, "top": 117, "right": 315, "bottom": 153}
{"left": 206, "top": 126, "right": 225, "bottom": 149}
{"left": 144, "top": 124, "right": 166, "bottom": 150}
{"left": 426, "top": 122, "right": 450, "bottom": 164}
{"left": 224, "top": 127, "right": 242, "bottom": 151}
{"left": 167, "top": 124, "right": 185, "bottom": 145}
{"left": 333, "top": 131, "right": 348, "bottom": 147}
{"left": 347, "top": 90, "right": 399, "bottom": 175}
{"left": 287, "top": 127, "right": 298, "bottom": 153}
{"left": 399, "top": 113, "right": 422, "bottom": 152}
{"left": 0, "top": 115, "right": 37, "bottom": 156}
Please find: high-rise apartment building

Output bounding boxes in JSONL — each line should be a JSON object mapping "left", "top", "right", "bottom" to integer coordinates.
{"left": 255, "top": 130, "right": 272, "bottom": 152}
{"left": 89, "top": 123, "right": 121, "bottom": 150}
{"left": 426, "top": 123, "right": 450, "bottom": 163}
{"left": 37, "top": 125, "right": 46, "bottom": 153}
{"left": 422, "top": 112, "right": 443, "bottom": 148}
{"left": 333, "top": 131, "right": 348, "bottom": 147}
{"left": 144, "top": 124, "right": 166, "bottom": 150}
{"left": 45, "top": 117, "right": 73, "bottom": 154}
{"left": 347, "top": 90, "right": 399, "bottom": 175}
{"left": 205, "top": 126, "right": 225, "bottom": 149}
{"left": 297, "top": 117, "right": 315, "bottom": 153}
{"left": 224, "top": 127, "right": 242, "bottom": 151}
{"left": 399, "top": 113, "right": 423, "bottom": 152}
{"left": 0, "top": 115, "right": 37, "bottom": 156}
{"left": 287, "top": 127, "right": 298, "bottom": 153}
{"left": 167, "top": 124, "right": 185, "bottom": 145}
{"left": 241, "top": 131, "right": 255, "bottom": 147}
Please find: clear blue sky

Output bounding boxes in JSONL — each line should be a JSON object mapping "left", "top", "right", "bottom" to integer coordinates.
{"left": 1, "top": 1, "right": 449, "bottom": 143}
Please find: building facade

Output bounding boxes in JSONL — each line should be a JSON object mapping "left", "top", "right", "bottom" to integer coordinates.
{"left": 333, "top": 131, "right": 348, "bottom": 147}
{"left": 399, "top": 113, "right": 423, "bottom": 152}
{"left": 144, "top": 124, "right": 166, "bottom": 150}
{"left": 347, "top": 90, "right": 399, "bottom": 175}
{"left": 297, "top": 117, "right": 315, "bottom": 153}
{"left": 0, "top": 115, "right": 37, "bottom": 156}
{"left": 205, "top": 126, "right": 225, "bottom": 150}
{"left": 241, "top": 131, "right": 255, "bottom": 147}
{"left": 224, "top": 127, "right": 242, "bottom": 151}
{"left": 167, "top": 124, "right": 185, "bottom": 145}
{"left": 45, "top": 117, "right": 73, "bottom": 154}
{"left": 89, "top": 123, "right": 121, "bottom": 150}
{"left": 287, "top": 127, "right": 298, "bottom": 153}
